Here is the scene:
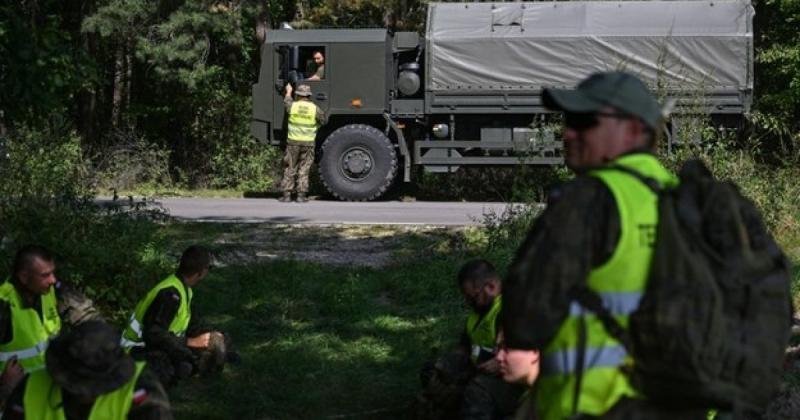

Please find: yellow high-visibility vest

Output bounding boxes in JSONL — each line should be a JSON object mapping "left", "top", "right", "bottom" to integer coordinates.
{"left": 121, "top": 274, "right": 192, "bottom": 348}
{"left": 535, "top": 153, "right": 678, "bottom": 419}
{"left": 288, "top": 101, "right": 318, "bottom": 142}
{"left": 0, "top": 282, "right": 61, "bottom": 373}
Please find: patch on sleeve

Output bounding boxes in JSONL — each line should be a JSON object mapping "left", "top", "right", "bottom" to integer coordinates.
{"left": 132, "top": 388, "right": 148, "bottom": 405}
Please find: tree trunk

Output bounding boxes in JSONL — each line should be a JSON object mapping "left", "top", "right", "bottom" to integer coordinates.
{"left": 111, "top": 42, "right": 124, "bottom": 128}
{"left": 124, "top": 37, "right": 133, "bottom": 129}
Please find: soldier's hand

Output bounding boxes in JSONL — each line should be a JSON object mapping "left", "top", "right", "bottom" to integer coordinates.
{"left": 285, "top": 84, "right": 293, "bottom": 96}
{"left": 187, "top": 332, "right": 211, "bottom": 349}
{"left": 477, "top": 358, "right": 500, "bottom": 375}
{"left": 0, "top": 357, "right": 24, "bottom": 389}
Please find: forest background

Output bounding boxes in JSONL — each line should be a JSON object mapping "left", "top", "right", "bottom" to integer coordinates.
{"left": 1, "top": 0, "right": 796, "bottom": 194}
{"left": 3, "top": 1, "right": 800, "bottom": 417}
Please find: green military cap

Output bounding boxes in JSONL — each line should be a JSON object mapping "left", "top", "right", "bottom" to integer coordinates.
{"left": 543, "top": 71, "right": 662, "bottom": 130}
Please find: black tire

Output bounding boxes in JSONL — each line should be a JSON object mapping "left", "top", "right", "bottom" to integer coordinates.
{"left": 319, "top": 124, "right": 398, "bottom": 201}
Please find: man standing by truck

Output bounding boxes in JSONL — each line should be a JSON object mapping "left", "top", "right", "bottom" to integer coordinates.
{"left": 279, "top": 83, "right": 327, "bottom": 203}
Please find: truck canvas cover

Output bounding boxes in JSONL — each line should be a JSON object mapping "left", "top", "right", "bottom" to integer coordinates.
{"left": 426, "top": 0, "right": 753, "bottom": 93}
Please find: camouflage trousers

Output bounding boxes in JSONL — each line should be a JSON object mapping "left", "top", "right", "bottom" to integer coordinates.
{"left": 133, "top": 332, "right": 231, "bottom": 388}
{"left": 416, "top": 352, "right": 523, "bottom": 420}
{"left": 280, "top": 143, "right": 315, "bottom": 194}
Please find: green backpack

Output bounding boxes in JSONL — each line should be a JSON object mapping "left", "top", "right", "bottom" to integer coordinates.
{"left": 576, "top": 159, "right": 793, "bottom": 417}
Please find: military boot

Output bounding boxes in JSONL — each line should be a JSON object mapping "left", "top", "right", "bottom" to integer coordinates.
{"left": 296, "top": 192, "right": 308, "bottom": 203}
{"left": 278, "top": 192, "right": 292, "bottom": 203}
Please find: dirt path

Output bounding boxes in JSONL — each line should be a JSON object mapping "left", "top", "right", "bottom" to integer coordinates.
{"left": 189, "top": 224, "right": 467, "bottom": 269}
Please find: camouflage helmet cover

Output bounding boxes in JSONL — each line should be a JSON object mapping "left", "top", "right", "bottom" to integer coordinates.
{"left": 45, "top": 320, "right": 135, "bottom": 398}
{"left": 296, "top": 84, "right": 312, "bottom": 97}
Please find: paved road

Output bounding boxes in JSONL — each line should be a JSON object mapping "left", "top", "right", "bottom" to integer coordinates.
{"left": 140, "top": 197, "right": 524, "bottom": 226}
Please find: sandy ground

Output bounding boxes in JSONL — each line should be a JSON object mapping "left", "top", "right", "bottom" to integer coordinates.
{"left": 206, "top": 224, "right": 464, "bottom": 268}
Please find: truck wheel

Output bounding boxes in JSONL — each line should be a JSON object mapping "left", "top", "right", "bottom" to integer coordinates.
{"left": 319, "top": 124, "right": 398, "bottom": 201}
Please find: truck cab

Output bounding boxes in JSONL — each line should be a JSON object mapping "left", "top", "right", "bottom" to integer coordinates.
{"left": 253, "top": 1, "right": 753, "bottom": 202}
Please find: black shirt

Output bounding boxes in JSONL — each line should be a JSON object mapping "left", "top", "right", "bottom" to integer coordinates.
{"left": 137, "top": 284, "right": 204, "bottom": 365}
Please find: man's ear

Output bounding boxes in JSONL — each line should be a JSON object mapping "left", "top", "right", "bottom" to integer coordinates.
{"left": 485, "top": 279, "right": 500, "bottom": 294}
{"left": 625, "top": 118, "right": 649, "bottom": 148}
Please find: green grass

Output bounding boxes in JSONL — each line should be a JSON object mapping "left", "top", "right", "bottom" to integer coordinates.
{"left": 154, "top": 215, "right": 800, "bottom": 419}
{"left": 161, "top": 224, "right": 472, "bottom": 419}
{"left": 113, "top": 188, "right": 246, "bottom": 198}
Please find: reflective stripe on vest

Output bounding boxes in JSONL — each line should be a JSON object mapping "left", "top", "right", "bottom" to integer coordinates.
{"left": 466, "top": 296, "right": 502, "bottom": 364}
{"left": 121, "top": 274, "right": 192, "bottom": 348}
{"left": 567, "top": 291, "right": 643, "bottom": 317}
{"left": 288, "top": 101, "right": 318, "bottom": 142}
{"left": 0, "top": 341, "right": 49, "bottom": 363}
{"left": 0, "top": 282, "right": 61, "bottom": 373}
{"left": 541, "top": 344, "right": 628, "bottom": 375}
{"left": 24, "top": 361, "right": 146, "bottom": 420}
{"left": 120, "top": 315, "right": 145, "bottom": 348}
{"left": 535, "top": 153, "right": 678, "bottom": 420}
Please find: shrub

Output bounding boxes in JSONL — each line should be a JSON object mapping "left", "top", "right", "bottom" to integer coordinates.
{"left": 92, "top": 129, "right": 173, "bottom": 192}
{"left": 0, "top": 123, "right": 172, "bottom": 321}
{"left": 210, "top": 132, "right": 282, "bottom": 192}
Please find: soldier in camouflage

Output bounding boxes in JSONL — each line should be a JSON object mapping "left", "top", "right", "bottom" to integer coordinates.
{"left": 279, "top": 83, "right": 327, "bottom": 203}
{"left": 501, "top": 72, "right": 705, "bottom": 419}
{"left": 122, "top": 246, "right": 238, "bottom": 387}
{"left": 417, "top": 260, "right": 523, "bottom": 420}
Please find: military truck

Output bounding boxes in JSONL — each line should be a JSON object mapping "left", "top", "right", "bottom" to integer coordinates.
{"left": 251, "top": 0, "right": 753, "bottom": 201}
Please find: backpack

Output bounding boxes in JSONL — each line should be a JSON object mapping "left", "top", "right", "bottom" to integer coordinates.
{"left": 575, "top": 158, "right": 793, "bottom": 417}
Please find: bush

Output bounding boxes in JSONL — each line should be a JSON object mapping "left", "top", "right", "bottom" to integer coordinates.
{"left": 92, "top": 129, "right": 173, "bottom": 192}
{"left": 0, "top": 123, "right": 173, "bottom": 321}
{"left": 482, "top": 116, "right": 800, "bottom": 264}
{"left": 210, "top": 133, "right": 282, "bottom": 192}
{"left": 661, "top": 117, "right": 800, "bottom": 238}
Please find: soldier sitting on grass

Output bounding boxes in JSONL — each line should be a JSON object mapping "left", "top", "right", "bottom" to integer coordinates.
{"left": 417, "top": 259, "right": 523, "bottom": 420}
{"left": 0, "top": 245, "right": 102, "bottom": 409}
{"left": 121, "top": 245, "right": 239, "bottom": 387}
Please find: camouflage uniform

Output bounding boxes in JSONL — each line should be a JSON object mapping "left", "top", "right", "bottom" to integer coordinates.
{"left": 129, "top": 285, "right": 233, "bottom": 387}
{"left": 416, "top": 351, "right": 472, "bottom": 420}
{"left": 416, "top": 339, "right": 523, "bottom": 419}
{"left": 280, "top": 86, "right": 327, "bottom": 196}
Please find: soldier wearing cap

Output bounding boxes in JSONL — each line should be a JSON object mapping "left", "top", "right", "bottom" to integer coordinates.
{"left": 0, "top": 245, "right": 102, "bottom": 408}
{"left": 279, "top": 83, "right": 328, "bottom": 203}
{"left": 2, "top": 320, "right": 171, "bottom": 419}
{"left": 499, "top": 72, "right": 705, "bottom": 419}
{"left": 121, "top": 246, "right": 237, "bottom": 387}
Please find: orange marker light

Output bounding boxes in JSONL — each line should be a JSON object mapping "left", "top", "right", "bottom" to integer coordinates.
{"left": 351, "top": 99, "right": 362, "bottom": 108}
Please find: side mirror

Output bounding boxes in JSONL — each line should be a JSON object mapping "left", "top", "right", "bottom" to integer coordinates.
{"left": 288, "top": 70, "right": 300, "bottom": 84}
